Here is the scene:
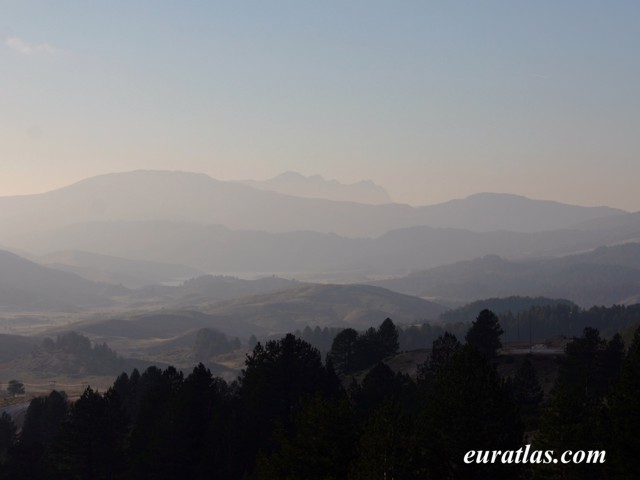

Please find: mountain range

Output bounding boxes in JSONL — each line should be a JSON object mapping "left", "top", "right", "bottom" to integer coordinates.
{"left": 239, "top": 171, "right": 392, "bottom": 204}
{"left": 2, "top": 169, "right": 640, "bottom": 319}
{"left": 0, "top": 171, "right": 625, "bottom": 244}
{"left": 1, "top": 171, "right": 632, "bottom": 275}
{"left": 7, "top": 216, "right": 640, "bottom": 279}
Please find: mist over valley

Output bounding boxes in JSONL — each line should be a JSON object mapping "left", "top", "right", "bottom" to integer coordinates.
{"left": 1, "top": 170, "right": 639, "bottom": 373}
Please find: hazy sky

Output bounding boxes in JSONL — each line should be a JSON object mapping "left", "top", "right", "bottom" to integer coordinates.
{"left": 2, "top": 1, "right": 639, "bottom": 210}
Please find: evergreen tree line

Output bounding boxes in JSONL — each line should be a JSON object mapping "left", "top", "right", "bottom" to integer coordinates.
{"left": 439, "top": 296, "right": 577, "bottom": 324}
{"left": 254, "top": 303, "right": 640, "bottom": 358}
{"left": 499, "top": 303, "right": 640, "bottom": 343}
{"left": 292, "top": 325, "right": 343, "bottom": 357}
{"left": 0, "top": 311, "right": 638, "bottom": 479}
{"left": 290, "top": 304, "right": 640, "bottom": 357}
{"left": 404, "top": 303, "right": 640, "bottom": 349}
{"left": 193, "top": 328, "right": 241, "bottom": 361}
{"left": 36, "top": 331, "right": 127, "bottom": 375}
{"left": 389, "top": 303, "right": 640, "bottom": 351}
{"left": 327, "top": 318, "right": 400, "bottom": 375}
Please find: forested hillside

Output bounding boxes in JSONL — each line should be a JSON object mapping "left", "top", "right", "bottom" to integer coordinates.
{"left": 2, "top": 314, "right": 639, "bottom": 479}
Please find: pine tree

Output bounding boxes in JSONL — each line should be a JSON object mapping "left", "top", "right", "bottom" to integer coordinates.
{"left": 254, "top": 395, "right": 356, "bottom": 480}
{"left": 52, "top": 387, "right": 128, "bottom": 480}
{"left": 7, "top": 380, "right": 24, "bottom": 397}
{"left": 534, "top": 328, "right": 618, "bottom": 479}
{"left": 0, "top": 412, "right": 17, "bottom": 465}
{"left": 608, "top": 326, "right": 640, "bottom": 478}
{"left": 378, "top": 318, "right": 400, "bottom": 357}
{"left": 465, "top": 309, "right": 504, "bottom": 358}
{"left": 511, "top": 357, "right": 544, "bottom": 430}
{"left": 239, "top": 334, "right": 339, "bottom": 474}
{"left": 349, "top": 402, "right": 419, "bottom": 480}
{"left": 419, "top": 345, "right": 523, "bottom": 479}
{"left": 355, "top": 327, "right": 383, "bottom": 370}
{"left": 329, "top": 328, "right": 359, "bottom": 374}
{"left": 417, "top": 331, "right": 461, "bottom": 390}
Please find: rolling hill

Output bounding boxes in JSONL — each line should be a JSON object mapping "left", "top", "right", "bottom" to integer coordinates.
{"left": 0, "top": 250, "right": 122, "bottom": 311}
{"left": 10, "top": 218, "right": 640, "bottom": 279}
{"left": 53, "top": 284, "right": 447, "bottom": 344}
{"left": 37, "top": 250, "right": 203, "bottom": 288}
{"left": 373, "top": 243, "right": 640, "bottom": 307}
{"left": 200, "top": 283, "right": 446, "bottom": 333}
{"left": 129, "top": 274, "right": 303, "bottom": 307}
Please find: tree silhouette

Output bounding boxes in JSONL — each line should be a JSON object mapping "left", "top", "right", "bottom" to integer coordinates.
{"left": 607, "top": 326, "right": 640, "bottom": 478}
{"left": 193, "top": 328, "right": 235, "bottom": 360}
{"left": 254, "top": 395, "right": 356, "bottom": 480}
{"left": 0, "top": 412, "right": 17, "bottom": 465}
{"left": 354, "top": 327, "right": 383, "bottom": 370}
{"left": 9, "top": 390, "right": 69, "bottom": 479}
{"left": 349, "top": 402, "right": 419, "bottom": 480}
{"left": 417, "top": 331, "right": 461, "bottom": 391}
{"left": 378, "top": 318, "right": 400, "bottom": 357}
{"left": 511, "top": 357, "right": 543, "bottom": 430}
{"left": 465, "top": 309, "right": 504, "bottom": 358}
{"left": 127, "top": 366, "right": 184, "bottom": 479}
{"left": 535, "top": 328, "right": 621, "bottom": 479}
{"left": 239, "top": 334, "right": 340, "bottom": 474}
{"left": 7, "top": 380, "right": 24, "bottom": 397}
{"left": 53, "top": 387, "right": 128, "bottom": 479}
{"left": 329, "top": 328, "right": 359, "bottom": 374}
{"left": 328, "top": 319, "right": 401, "bottom": 376}
{"left": 240, "top": 334, "right": 332, "bottom": 420}
{"left": 20, "top": 391, "right": 68, "bottom": 449}
{"left": 419, "top": 345, "right": 523, "bottom": 479}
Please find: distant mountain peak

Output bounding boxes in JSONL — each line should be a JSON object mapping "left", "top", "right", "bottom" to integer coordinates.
{"left": 464, "top": 192, "right": 529, "bottom": 201}
{"left": 0, "top": 170, "right": 631, "bottom": 250}
{"left": 67, "top": 169, "right": 216, "bottom": 186}
{"left": 276, "top": 171, "right": 309, "bottom": 180}
{"left": 457, "top": 192, "right": 625, "bottom": 211}
{"left": 240, "top": 171, "right": 392, "bottom": 204}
